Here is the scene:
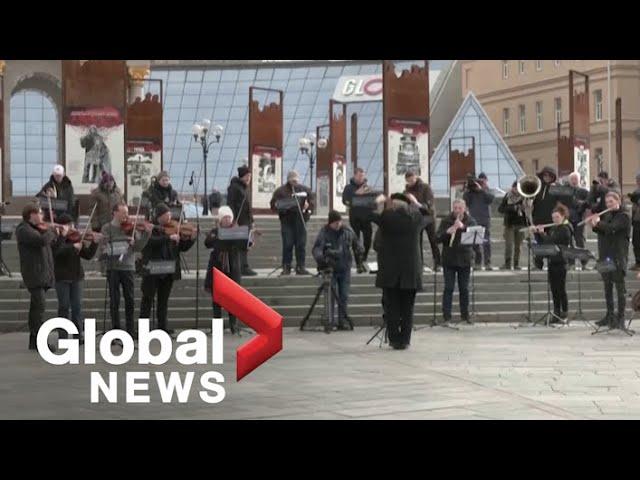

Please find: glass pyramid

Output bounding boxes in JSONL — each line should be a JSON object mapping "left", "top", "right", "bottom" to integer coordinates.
{"left": 430, "top": 91, "right": 524, "bottom": 197}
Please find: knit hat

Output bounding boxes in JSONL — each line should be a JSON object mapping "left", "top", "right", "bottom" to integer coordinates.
{"left": 218, "top": 206, "right": 234, "bottom": 223}
{"left": 155, "top": 202, "right": 171, "bottom": 220}
{"left": 53, "top": 165, "right": 65, "bottom": 176}
{"left": 478, "top": 172, "right": 487, "bottom": 180}
{"left": 157, "top": 171, "right": 170, "bottom": 181}
{"left": 287, "top": 170, "right": 300, "bottom": 183}
{"left": 238, "top": 165, "right": 250, "bottom": 178}
{"left": 328, "top": 210, "right": 342, "bottom": 224}
{"left": 57, "top": 213, "right": 73, "bottom": 225}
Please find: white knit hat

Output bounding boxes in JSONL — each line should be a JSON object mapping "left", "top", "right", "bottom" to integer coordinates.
{"left": 52, "top": 165, "right": 65, "bottom": 176}
{"left": 218, "top": 206, "right": 234, "bottom": 223}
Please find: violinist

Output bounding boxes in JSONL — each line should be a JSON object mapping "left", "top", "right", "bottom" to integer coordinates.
{"left": 15, "top": 203, "right": 60, "bottom": 351}
{"left": 52, "top": 214, "right": 101, "bottom": 343}
{"left": 140, "top": 203, "right": 197, "bottom": 335}
{"left": 204, "top": 206, "right": 242, "bottom": 334}
{"left": 100, "top": 202, "right": 151, "bottom": 341}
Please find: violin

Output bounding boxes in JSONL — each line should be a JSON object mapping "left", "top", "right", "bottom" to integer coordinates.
{"left": 66, "top": 228, "right": 101, "bottom": 243}
{"left": 162, "top": 220, "right": 198, "bottom": 239}
{"left": 36, "top": 222, "right": 64, "bottom": 233}
{"left": 121, "top": 219, "right": 153, "bottom": 235}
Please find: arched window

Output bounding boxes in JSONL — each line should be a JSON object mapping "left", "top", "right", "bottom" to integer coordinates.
{"left": 10, "top": 90, "right": 58, "bottom": 196}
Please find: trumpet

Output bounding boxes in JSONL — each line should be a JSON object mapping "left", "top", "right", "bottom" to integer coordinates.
{"left": 577, "top": 208, "right": 614, "bottom": 227}
{"left": 449, "top": 214, "right": 463, "bottom": 247}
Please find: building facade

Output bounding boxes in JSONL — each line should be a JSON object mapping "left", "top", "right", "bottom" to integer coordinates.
{"left": 460, "top": 60, "right": 640, "bottom": 192}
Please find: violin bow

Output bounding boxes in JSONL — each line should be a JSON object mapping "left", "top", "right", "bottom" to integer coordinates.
{"left": 80, "top": 203, "right": 98, "bottom": 244}
{"left": 130, "top": 196, "right": 143, "bottom": 242}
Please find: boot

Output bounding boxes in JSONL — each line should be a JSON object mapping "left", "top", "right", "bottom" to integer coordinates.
{"left": 28, "top": 333, "right": 37, "bottom": 350}
{"left": 596, "top": 313, "right": 613, "bottom": 327}
{"left": 280, "top": 265, "right": 292, "bottom": 276}
{"left": 242, "top": 268, "right": 258, "bottom": 277}
{"left": 295, "top": 265, "right": 311, "bottom": 275}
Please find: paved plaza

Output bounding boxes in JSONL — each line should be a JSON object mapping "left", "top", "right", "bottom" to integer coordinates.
{"left": 2, "top": 324, "right": 640, "bottom": 419}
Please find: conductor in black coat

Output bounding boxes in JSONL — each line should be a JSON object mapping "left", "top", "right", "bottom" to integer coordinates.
{"left": 16, "top": 203, "right": 59, "bottom": 350}
{"left": 370, "top": 193, "right": 424, "bottom": 350}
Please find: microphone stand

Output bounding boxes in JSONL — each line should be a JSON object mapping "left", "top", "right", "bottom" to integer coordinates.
{"left": 189, "top": 170, "right": 201, "bottom": 331}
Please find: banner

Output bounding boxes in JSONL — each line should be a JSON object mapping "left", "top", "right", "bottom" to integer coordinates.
{"left": 126, "top": 141, "right": 162, "bottom": 205}
{"left": 65, "top": 106, "right": 124, "bottom": 195}
{"left": 332, "top": 156, "right": 347, "bottom": 213}
{"left": 387, "top": 118, "right": 429, "bottom": 194}
{"left": 574, "top": 145, "right": 590, "bottom": 188}
{"left": 251, "top": 145, "right": 282, "bottom": 210}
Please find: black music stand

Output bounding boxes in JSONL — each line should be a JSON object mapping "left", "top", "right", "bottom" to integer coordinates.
{"left": 455, "top": 227, "right": 485, "bottom": 325}
{"left": 561, "top": 247, "right": 595, "bottom": 327}
{"left": 531, "top": 243, "right": 563, "bottom": 327}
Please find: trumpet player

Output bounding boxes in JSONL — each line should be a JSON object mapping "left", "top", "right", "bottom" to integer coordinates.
{"left": 589, "top": 192, "right": 630, "bottom": 329}
{"left": 436, "top": 199, "right": 477, "bottom": 324}
{"left": 529, "top": 204, "right": 572, "bottom": 323}
{"left": 532, "top": 166, "right": 558, "bottom": 269}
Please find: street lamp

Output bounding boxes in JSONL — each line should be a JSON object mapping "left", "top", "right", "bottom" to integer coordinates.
{"left": 192, "top": 119, "right": 223, "bottom": 215}
{"left": 299, "top": 133, "right": 322, "bottom": 191}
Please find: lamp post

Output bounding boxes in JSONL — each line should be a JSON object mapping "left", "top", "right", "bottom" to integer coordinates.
{"left": 298, "top": 133, "right": 318, "bottom": 191}
{"left": 192, "top": 119, "right": 223, "bottom": 216}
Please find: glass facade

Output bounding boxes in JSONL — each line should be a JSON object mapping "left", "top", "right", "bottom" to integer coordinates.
{"left": 431, "top": 92, "right": 524, "bottom": 197}
{"left": 10, "top": 90, "right": 58, "bottom": 196}
{"left": 150, "top": 61, "right": 447, "bottom": 195}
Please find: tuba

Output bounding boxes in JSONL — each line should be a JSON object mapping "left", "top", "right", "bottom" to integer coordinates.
{"left": 516, "top": 175, "right": 542, "bottom": 199}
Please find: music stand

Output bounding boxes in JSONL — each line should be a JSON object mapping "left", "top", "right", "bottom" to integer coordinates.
{"left": 561, "top": 247, "right": 595, "bottom": 327}
{"left": 457, "top": 227, "right": 485, "bottom": 325}
{"left": 531, "top": 244, "right": 562, "bottom": 327}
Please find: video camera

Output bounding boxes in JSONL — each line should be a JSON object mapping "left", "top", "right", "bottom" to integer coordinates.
{"left": 318, "top": 243, "right": 342, "bottom": 272}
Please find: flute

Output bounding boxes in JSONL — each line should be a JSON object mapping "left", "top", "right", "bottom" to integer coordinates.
{"left": 577, "top": 207, "right": 613, "bottom": 227}
{"left": 519, "top": 222, "right": 556, "bottom": 233}
{"left": 449, "top": 214, "right": 463, "bottom": 247}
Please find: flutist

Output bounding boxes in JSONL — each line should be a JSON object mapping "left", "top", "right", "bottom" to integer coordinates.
{"left": 529, "top": 204, "right": 572, "bottom": 323}
{"left": 436, "top": 199, "right": 477, "bottom": 324}
{"left": 589, "top": 192, "right": 630, "bottom": 329}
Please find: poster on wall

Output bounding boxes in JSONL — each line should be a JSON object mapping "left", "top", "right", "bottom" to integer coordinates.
{"left": 251, "top": 145, "right": 282, "bottom": 210}
{"left": 317, "top": 174, "right": 330, "bottom": 214}
{"left": 574, "top": 145, "right": 590, "bottom": 188}
{"left": 332, "top": 156, "right": 347, "bottom": 213}
{"left": 387, "top": 118, "right": 429, "bottom": 194}
{"left": 65, "top": 106, "right": 124, "bottom": 195}
{"left": 126, "top": 141, "right": 162, "bottom": 206}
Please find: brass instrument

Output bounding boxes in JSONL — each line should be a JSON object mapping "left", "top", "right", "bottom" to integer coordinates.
{"left": 578, "top": 208, "right": 614, "bottom": 227}
{"left": 517, "top": 175, "right": 542, "bottom": 199}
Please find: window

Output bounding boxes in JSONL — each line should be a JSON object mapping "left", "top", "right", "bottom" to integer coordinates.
{"left": 595, "top": 148, "right": 604, "bottom": 172}
{"left": 594, "top": 89, "right": 603, "bottom": 121}
{"left": 502, "top": 61, "right": 509, "bottom": 79}
{"left": 555, "top": 97, "right": 562, "bottom": 125}
{"left": 519, "top": 61, "right": 525, "bottom": 75}
{"left": 535, "top": 60, "right": 543, "bottom": 71}
{"left": 519, "top": 105, "right": 526, "bottom": 133}
{"left": 532, "top": 159, "right": 539, "bottom": 174}
{"left": 503, "top": 108, "right": 510, "bottom": 136}
{"left": 535, "top": 101, "right": 543, "bottom": 131}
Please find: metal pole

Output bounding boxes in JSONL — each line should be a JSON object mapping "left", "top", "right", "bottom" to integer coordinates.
{"left": 608, "top": 60, "right": 612, "bottom": 174}
{"left": 202, "top": 140, "right": 209, "bottom": 216}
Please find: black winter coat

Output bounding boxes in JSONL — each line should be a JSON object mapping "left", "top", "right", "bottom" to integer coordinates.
{"left": 405, "top": 178, "right": 436, "bottom": 218}
{"left": 145, "top": 182, "right": 180, "bottom": 217}
{"left": 592, "top": 209, "right": 631, "bottom": 270}
{"left": 532, "top": 182, "right": 558, "bottom": 225}
{"left": 140, "top": 225, "right": 195, "bottom": 281}
{"left": 556, "top": 185, "right": 589, "bottom": 224}
{"left": 498, "top": 193, "right": 527, "bottom": 228}
{"left": 538, "top": 222, "right": 573, "bottom": 266}
{"left": 203, "top": 227, "right": 242, "bottom": 292}
{"left": 15, "top": 221, "right": 57, "bottom": 290}
{"left": 370, "top": 205, "right": 423, "bottom": 291}
{"left": 312, "top": 225, "right": 364, "bottom": 273}
{"left": 52, "top": 238, "right": 98, "bottom": 282}
{"left": 227, "top": 177, "right": 253, "bottom": 226}
{"left": 463, "top": 189, "right": 493, "bottom": 226}
{"left": 436, "top": 212, "right": 477, "bottom": 268}
{"left": 37, "top": 176, "right": 76, "bottom": 221}
{"left": 270, "top": 183, "right": 314, "bottom": 223}
{"left": 342, "top": 178, "right": 372, "bottom": 221}
{"left": 628, "top": 188, "right": 640, "bottom": 223}
{"left": 588, "top": 179, "right": 620, "bottom": 214}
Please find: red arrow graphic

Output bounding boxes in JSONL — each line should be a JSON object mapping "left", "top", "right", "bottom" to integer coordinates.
{"left": 212, "top": 268, "right": 283, "bottom": 381}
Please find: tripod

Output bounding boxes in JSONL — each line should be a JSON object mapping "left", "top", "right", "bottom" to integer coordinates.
{"left": 300, "top": 269, "right": 353, "bottom": 333}
{"left": 366, "top": 296, "right": 388, "bottom": 347}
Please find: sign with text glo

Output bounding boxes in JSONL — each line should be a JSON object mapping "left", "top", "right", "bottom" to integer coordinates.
{"left": 332, "top": 75, "right": 383, "bottom": 103}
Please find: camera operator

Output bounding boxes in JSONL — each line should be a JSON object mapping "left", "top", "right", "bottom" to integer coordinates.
{"left": 270, "top": 170, "right": 314, "bottom": 276}
{"left": 628, "top": 172, "right": 640, "bottom": 270}
{"left": 342, "top": 167, "right": 372, "bottom": 272}
{"left": 463, "top": 172, "right": 494, "bottom": 269}
{"left": 312, "top": 210, "right": 364, "bottom": 331}
{"left": 588, "top": 171, "right": 619, "bottom": 214}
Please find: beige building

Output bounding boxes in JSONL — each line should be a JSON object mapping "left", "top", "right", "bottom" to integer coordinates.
{"left": 460, "top": 60, "right": 640, "bottom": 193}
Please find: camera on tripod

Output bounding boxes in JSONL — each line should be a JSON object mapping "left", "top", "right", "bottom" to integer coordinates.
{"left": 318, "top": 243, "right": 341, "bottom": 272}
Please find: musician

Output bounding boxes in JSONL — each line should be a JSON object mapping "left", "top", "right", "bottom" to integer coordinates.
{"left": 204, "top": 206, "right": 242, "bottom": 334}
{"left": 497, "top": 182, "right": 526, "bottom": 270}
{"left": 227, "top": 165, "right": 257, "bottom": 276}
{"left": 52, "top": 214, "right": 100, "bottom": 343}
{"left": 437, "top": 199, "right": 477, "bottom": 324}
{"left": 312, "top": 210, "right": 364, "bottom": 331}
{"left": 590, "top": 191, "right": 630, "bottom": 329}
{"left": 371, "top": 193, "right": 424, "bottom": 349}
{"left": 140, "top": 203, "right": 197, "bottom": 335}
{"left": 530, "top": 204, "right": 573, "bottom": 323}
{"left": 16, "top": 203, "right": 60, "bottom": 351}
{"left": 90, "top": 172, "right": 123, "bottom": 232}
{"left": 627, "top": 172, "right": 640, "bottom": 270}
{"left": 588, "top": 171, "right": 619, "bottom": 214}
{"left": 532, "top": 166, "right": 558, "bottom": 269}
{"left": 37, "top": 165, "right": 76, "bottom": 222}
{"left": 342, "top": 167, "right": 373, "bottom": 272}
{"left": 463, "top": 172, "right": 494, "bottom": 269}
{"left": 270, "top": 170, "right": 314, "bottom": 276}
{"left": 100, "top": 203, "right": 152, "bottom": 340}
{"left": 405, "top": 170, "right": 441, "bottom": 271}
{"left": 563, "top": 172, "right": 589, "bottom": 269}
{"left": 143, "top": 171, "right": 181, "bottom": 220}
